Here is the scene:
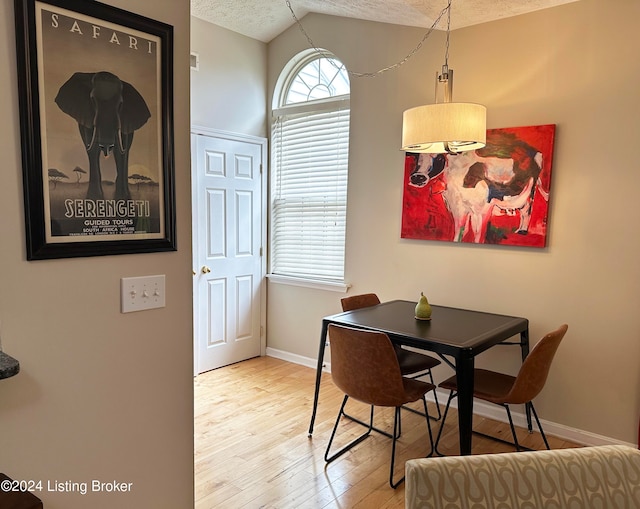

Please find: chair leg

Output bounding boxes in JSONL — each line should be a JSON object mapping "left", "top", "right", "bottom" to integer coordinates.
{"left": 504, "top": 405, "right": 521, "bottom": 451}
{"left": 477, "top": 403, "right": 549, "bottom": 452}
{"left": 342, "top": 404, "right": 396, "bottom": 439}
{"left": 389, "top": 396, "right": 435, "bottom": 489}
{"left": 422, "top": 396, "right": 435, "bottom": 457}
{"left": 433, "top": 390, "right": 456, "bottom": 456}
{"left": 433, "top": 394, "right": 548, "bottom": 454}
{"left": 389, "top": 407, "right": 403, "bottom": 488}
{"left": 530, "top": 403, "right": 551, "bottom": 450}
{"left": 402, "top": 369, "right": 441, "bottom": 421}
{"left": 325, "top": 395, "right": 373, "bottom": 463}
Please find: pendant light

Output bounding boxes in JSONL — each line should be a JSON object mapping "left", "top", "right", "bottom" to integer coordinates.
{"left": 401, "top": 0, "right": 486, "bottom": 154}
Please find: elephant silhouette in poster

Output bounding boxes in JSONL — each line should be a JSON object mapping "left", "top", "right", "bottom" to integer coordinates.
{"left": 55, "top": 71, "right": 151, "bottom": 200}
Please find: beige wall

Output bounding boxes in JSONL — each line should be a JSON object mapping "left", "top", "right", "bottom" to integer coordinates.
{"left": 190, "top": 17, "right": 267, "bottom": 137}
{"left": 0, "top": 1, "right": 193, "bottom": 508}
{"left": 267, "top": 0, "right": 640, "bottom": 445}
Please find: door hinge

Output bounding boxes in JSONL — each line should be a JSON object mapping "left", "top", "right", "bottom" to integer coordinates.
{"left": 260, "top": 247, "right": 263, "bottom": 257}
{"left": 260, "top": 326, "right": 264, "bottom": 337}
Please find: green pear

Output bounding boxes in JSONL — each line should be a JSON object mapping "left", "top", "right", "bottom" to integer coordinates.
{"left": 415, "top": 292, "right": 432, "bottom": 320}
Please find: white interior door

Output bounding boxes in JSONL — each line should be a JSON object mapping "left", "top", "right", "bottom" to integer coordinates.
{"left": 192, "top": 128, "right": 266, "bottom": 374}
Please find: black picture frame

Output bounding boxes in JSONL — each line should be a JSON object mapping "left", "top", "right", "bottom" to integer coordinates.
{"left": 14, "top": 0, "right": 176, "bottom": 260}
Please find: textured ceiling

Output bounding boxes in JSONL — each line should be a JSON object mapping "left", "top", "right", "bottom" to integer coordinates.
{"left": 191, "top": 0, "right": 579, "bottom": 43}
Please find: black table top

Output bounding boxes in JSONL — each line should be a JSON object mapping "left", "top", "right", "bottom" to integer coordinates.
{"left": 324, "top": 300, "right": 528, "bottom": 356}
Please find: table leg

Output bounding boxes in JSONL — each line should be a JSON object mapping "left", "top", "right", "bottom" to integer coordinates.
{"left": 456, "top": 353, "right": 475, "bottom": 455}
{"left": 308, "top": 320, "right": 329, "bottom": 437}
{"left": 520, "top": 328, "right": 533, "bottom": 432}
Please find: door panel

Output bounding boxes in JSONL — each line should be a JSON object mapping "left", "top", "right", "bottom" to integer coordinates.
{"left": 235, "top": 275, "right": 253, "bottom": 340}
{"left": 207, "top": 189, "right": 226, "bottom": 257}
{"left": 192, "top": 131, "right": 265, "bottom": 374}
{"left": 207, "top": 278, "right": 226, "bottom": 347}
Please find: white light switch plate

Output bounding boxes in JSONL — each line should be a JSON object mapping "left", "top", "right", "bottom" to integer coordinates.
{"left": 121, "top": 275, "right": 166, "bottom": 313}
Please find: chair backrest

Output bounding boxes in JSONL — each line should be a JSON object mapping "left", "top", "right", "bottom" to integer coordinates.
{"left": 504, "top": 324, "right": 568, "bottom": 404}
{"left": 340, "top": 293, "right": 380, "bottom": 312}
{"left": 328, "top": 324, "right": 408, "bottom": 407}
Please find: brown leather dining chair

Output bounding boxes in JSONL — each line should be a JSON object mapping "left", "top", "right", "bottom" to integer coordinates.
{"left": 324, "top": 324, "right": 435, "bottom": 488}
{"left": 434, "top": 324, "right": 568, "bottom": 452}
{"left": 340, "top": 293, "right": 442, "bottom": 422}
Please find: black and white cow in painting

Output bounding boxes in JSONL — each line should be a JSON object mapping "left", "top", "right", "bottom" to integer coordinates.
{"left": 408, "top": 132, "right": 547, "bottom": 243}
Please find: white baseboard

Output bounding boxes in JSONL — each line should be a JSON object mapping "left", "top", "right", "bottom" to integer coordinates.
{"left": 265, "top": 348, "right": 637, "bottom": 449}
{"left": 266, "top": 347, "right": 332, "bottom": 372}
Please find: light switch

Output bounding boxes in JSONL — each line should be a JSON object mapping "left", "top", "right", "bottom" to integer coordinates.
{"left": 121, "top": 275, "right": 166, "bottom": 313}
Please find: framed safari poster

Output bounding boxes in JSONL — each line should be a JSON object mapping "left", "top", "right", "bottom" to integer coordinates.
{"left": 14, "top": 0, "right": 175, "bottom": 259}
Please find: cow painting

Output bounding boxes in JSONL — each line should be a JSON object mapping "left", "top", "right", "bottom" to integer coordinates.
{"left": 401, "top": 125, "right": 555, "bottom": 247}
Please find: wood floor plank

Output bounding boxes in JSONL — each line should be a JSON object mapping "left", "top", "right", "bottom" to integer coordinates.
{"left": 195, "top": 357, "right": 583, "bottom": 508}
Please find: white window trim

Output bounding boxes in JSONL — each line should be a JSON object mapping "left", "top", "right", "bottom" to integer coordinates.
{"left": 266, "top": 273, "right": 350, "bottom": 293}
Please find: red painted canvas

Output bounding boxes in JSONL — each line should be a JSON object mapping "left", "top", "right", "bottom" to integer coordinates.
{"left": 401, "top": 124, "right": 556, "bottom": 247}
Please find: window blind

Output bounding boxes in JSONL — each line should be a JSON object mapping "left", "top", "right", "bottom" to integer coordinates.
{"left": 271, "top": 107, "right": 350, "bottom": 282}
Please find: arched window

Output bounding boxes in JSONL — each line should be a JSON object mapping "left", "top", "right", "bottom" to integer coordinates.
{"left": 270, "top": 50, "right": 350, "bottom": 286}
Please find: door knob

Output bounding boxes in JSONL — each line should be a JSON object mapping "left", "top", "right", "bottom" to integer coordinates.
{"left": 201, "top": 266, "right": 211, "bottom": 274}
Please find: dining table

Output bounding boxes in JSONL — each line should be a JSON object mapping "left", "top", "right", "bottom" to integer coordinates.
{"left": 307, "top": 300, "right": 530, "bottom": 456}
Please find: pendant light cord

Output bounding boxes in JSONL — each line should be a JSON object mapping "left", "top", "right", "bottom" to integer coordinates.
{"left": 444, "top": 0, "right": 452, "bottom": 69}
{"left": 285, "top": 0, "right": 452, "bottom": 78}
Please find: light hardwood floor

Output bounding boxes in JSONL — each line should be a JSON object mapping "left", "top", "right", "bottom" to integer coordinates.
{"left": 195, "top": 356, "right": 581, "bottom": 508}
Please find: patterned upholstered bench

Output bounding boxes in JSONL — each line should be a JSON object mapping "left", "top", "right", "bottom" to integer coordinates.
{"left": 405, "top": 445, "right": 640, "bottom": 509}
